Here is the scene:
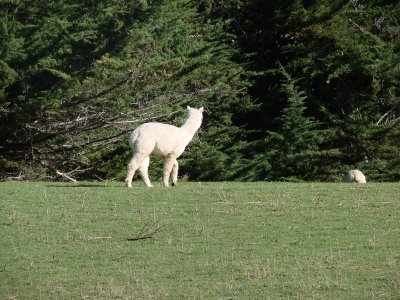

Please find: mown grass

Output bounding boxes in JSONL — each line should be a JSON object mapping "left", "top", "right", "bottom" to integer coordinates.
{"left": 1, "top": 181, "right": 399, "bottom": 299}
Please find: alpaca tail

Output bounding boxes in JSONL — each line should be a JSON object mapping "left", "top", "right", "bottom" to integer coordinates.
{"left": 128, "top": 129, "right": 140, "bottom": 149}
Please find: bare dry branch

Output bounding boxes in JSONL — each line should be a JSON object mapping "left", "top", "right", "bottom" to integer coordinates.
{"left": 127, "top": 223, "right": 163, "bottom": 241}
{"left": 1, "top": 83, "right": 230, "bottom": 180}
{"left": 56, "top": 170, "right": 78, "bottom": 182}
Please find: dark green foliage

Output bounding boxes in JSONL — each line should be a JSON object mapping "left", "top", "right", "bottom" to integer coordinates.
{"left": 255, "top": 66, "right": 332, "bottom": 181}
{"left": 223, "top": 0, "right": 400, "bottom": 181}
{"left": 0, "top": 0, "right": 153, "bottom": 178}
{"left": 0, "top": 0, "right": 399, "bottom": 181}
{"left": 0, "top": 0, "right": 254, "bottom": 181}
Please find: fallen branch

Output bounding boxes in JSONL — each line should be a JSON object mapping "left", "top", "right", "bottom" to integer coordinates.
{"left": 56, "top": 170, "right": 78, "bottom": 182}
{"left": 126, "top": 235, "right": 154, "bottom": 241}
{"left": 6, "top": 172, "right": 25, "bottom": 181}
{"left": 127, "top": 223, "right": 163, "bottom": 241}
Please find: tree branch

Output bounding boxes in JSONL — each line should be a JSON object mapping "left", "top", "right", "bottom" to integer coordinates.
{"left": 56, "top": 170, "right": 78, "bottom": 182}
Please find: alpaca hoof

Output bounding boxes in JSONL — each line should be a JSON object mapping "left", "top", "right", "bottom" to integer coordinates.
{"left": 171, "top": 182, "right": 177, "bottom": 187}
{"left": 126, "top": 180, "right": 132, "bottom": 188}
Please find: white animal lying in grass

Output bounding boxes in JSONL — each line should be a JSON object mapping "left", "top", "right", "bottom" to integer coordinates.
{"left": 343, "top": 169, "right": 366, "bottom": 183}
{"left": 125, "top": 106, "right": 204, "bottom": 188}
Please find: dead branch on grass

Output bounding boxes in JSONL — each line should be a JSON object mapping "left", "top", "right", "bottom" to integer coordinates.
{"left": 56, "top": 170, "right": 78, "bottom": 182}
{"left": 127, "top": 222, "right": 163, "bottom": 241}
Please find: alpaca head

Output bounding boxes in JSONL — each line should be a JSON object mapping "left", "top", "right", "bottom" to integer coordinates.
{"left": 187, "top": 105, "right": 204, "bottom": 113}
{"left": 187, "top": 106, "right": 204, "bottom": 120}
{"left": 182, "top": 106, "right": 204, "bottom": 131}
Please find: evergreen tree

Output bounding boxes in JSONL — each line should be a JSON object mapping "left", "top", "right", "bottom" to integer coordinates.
{"left": 119, "top": 0, "right": 256, "bottom": 181}
{"left": 1, "top": 0, "right": 399, "bottom": 181}
{"left": 218, "top": 0, "right": 400, "bottom": 181}
{"left": 260, "top": 66, "right": 331, "bottom": 181}
{"left": 0, "top": 0, "right": 152, "bottom": 179}
{"left": 0, "top": 0, "right": 255, "bottom": 181}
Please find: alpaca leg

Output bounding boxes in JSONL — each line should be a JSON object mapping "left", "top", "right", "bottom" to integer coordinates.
{"left": 125, "top": 154, "right": 146, "bottom": 188}
{"left": 138, "top": 156, "right": 153, "bottom": 187}
{"left": 162, "top": 155, "right": 175, "bottom": 187}
{"left": 170, "top": 159, "right": 179, "bottom": 186}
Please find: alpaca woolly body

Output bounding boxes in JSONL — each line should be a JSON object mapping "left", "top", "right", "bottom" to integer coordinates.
{"left": 125, "top": 106, "right": 203, "bottom": 188}
{"left": 343, "top": 169, "right": 366, "bottom": 183}
{"left": 129, "top": 123, "right": 198, "bottom": 158}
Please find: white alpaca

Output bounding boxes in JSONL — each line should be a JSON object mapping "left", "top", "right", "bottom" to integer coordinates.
{"left": 343, "top": 169, "right": 366, "bottom": 183}
{"left": 125, "top": 106, "right": 204, "bottom": 188}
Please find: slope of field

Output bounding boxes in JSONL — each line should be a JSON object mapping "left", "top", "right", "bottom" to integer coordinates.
{"left": 1, "top": 181, "right": 399, "bottom": 298}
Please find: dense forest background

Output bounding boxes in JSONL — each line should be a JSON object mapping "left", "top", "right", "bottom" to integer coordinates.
{"left": 1, "top": 0, "right": 399, "bottom": 182}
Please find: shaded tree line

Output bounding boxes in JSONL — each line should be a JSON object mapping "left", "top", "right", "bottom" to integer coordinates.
{"left": 1, "top": 0, "right": 399, "bottom": 181}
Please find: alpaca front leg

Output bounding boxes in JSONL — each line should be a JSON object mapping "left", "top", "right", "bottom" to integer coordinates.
{"left": 170, "top": 159, "right": 179, "bottom": 186}
{"left": 162, "top": 156, "right": 175, "bottom": 187}
{"left": 138, "top": 156, "right": 153, "bottom": 187}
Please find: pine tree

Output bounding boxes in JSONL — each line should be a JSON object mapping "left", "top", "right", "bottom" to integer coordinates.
{"left": 119, "top": 0, "right": 256, "bottom": 181}
{"left": 2, "top": 0, "right": 398, "bottom": 181}
{"left": 261, "top": 66, "right": 330, "bottom": 181}
{"left": 0, "top": 0, "right": 152, "bottom": 179}
{"left": 221, "top": 0, "right": 400, "bottom": 181}
{"left": 0, "top": 0, "right": 255, "bottom": 181}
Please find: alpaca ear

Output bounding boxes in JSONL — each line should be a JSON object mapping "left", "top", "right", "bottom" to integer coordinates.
{"left": 199, "top": 107, "right": 204, "bottom": 113}
{"left": 187, "top": 105, "right": 191, "bottom": 110}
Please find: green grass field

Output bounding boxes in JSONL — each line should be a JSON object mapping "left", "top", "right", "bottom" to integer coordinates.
{"left": 1, "top": 181, "right": 399, "bottom": 299}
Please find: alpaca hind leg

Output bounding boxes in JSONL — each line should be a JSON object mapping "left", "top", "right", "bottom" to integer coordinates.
{"left": 138, "top": 156, "right": 153, "bottom": 187}
{"left": 125, "top": 154, "right": 146, "bottom": 188}
{"left": 170, "top": 159, "right": 179, "bottom": 186}
{"left": 162, "top": 155, "right": 175, "bottom": 187}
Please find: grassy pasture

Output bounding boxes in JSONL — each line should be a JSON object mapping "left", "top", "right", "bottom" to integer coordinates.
{"left": 1, "top": 181, "right": 399, "bottom": 299}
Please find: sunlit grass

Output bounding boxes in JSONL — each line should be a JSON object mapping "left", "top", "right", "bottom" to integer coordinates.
{"left": 1, "top": 181, "right": 399, "bottom": 298}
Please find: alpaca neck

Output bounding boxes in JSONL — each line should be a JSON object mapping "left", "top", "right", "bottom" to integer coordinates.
{"left": 180, "top": 114, "right": 201, "bottom": 137}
